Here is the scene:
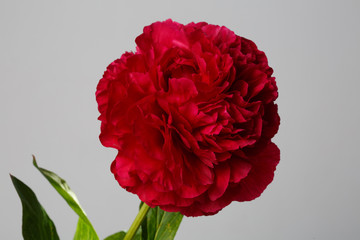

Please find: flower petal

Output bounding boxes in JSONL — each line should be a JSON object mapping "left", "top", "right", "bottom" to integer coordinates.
{"left": 208, "top": 164, "right": 230, "bottom": 201}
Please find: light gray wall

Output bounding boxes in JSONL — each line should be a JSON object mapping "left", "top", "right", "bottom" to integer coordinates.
{"left": 1, "top": 0, "right": 359, "bottom": 239}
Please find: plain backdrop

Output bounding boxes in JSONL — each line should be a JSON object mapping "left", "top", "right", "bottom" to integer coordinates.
{"left": 1, "top": 0, "right": 360, "bottom": 239}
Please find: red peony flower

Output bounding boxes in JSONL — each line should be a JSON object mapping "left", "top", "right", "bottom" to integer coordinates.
{"left": 96, "top": 19, "right": 280, "bottom": 217}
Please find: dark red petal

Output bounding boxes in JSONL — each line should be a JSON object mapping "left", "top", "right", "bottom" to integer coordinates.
{"left": 207, "top": 163, "right": 230, "bottom": 201}
{"left": 262, "top": 103, "right": 280, "bottom": 140}
{"left": 111, "top": 154, "right": 139, "bottom": 188}
{"left": 234, "top": 142, "right": 280, "bottom": 201}
{"left": 166, "top": 77, "right": 198, "bottom": 105}
{"left": 229, "top": 158, "right": 252, "bottom": 183}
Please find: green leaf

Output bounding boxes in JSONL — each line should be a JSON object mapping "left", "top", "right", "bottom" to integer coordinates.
{"left": 140, "top": 205, "right": 157, "bottom": 240}
{"left": 155, "top": 208, "right": 165, "bottom": 231}
{"left": 104, "top": 230, "right": 142, "bottom": 240}
{"left": 10, "top": 174, "right": 60, "bottom": 240}
{"left": 73, "top": 218, "right": 100, "bottom": 240}
{"left": 140, "top": 203, "right": 183, "bottom": 240}
{"left": 154, "top": 210, "right": 183, "bottom": 240}
{"left": 104, "top": 231, "right": 126, "bottom": 240}
{"left": 32, "top": 156, "right": 99, "bottom": 240}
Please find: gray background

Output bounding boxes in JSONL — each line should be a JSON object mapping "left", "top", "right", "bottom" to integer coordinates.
{"left": 1, "top": 0, "right": 360, "bottom": 239}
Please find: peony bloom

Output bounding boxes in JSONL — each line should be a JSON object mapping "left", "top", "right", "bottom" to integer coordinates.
{"left": 96, "top": 19, "right": 280, "bottom": 217}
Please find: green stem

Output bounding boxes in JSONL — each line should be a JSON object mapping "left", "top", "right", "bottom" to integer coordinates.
{"left": 124, "top": 202, "right": 150, "bottom": 240}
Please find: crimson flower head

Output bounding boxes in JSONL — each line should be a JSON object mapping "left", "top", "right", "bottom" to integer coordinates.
{"left": 96, "top": 19, "right": 280, "bottom": 217}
